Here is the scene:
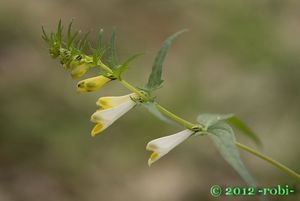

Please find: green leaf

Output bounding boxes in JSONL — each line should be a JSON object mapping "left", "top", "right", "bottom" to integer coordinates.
{"left": 56, "top": 19, "right": 63, "bottom": 44}
{"left": 106, "top": 31, "right": 119, "bottom": 69}
{"left": 145, "top": 29, "right": 188, "bottom": 91}
{"left": 227, "top": 116, "right": 262, "bottom": 146}
{"left": 208, "top": 123, "right": 256, "bottom": 186}
{"left": 41, "top": 26, "right": 49, "bottom": 42}
{"left": 197, "top": 113, "right": 234, "bottom": 130}
{"left": 66, "top": 20, "right": 79, "bottom": 49}
{"left": 113, "top": 53, "right": 143, "bottom": 78}
{"left": 91, "top": 29, "right": 105, "bottom": 65}
{"left": 197, "top": 114, "right": 256, "bottom": 186}
{"left": 197, "top": 113, "right": 262, "bottom": 146}
{"left": 77, "top": 31, "right": 90, "bottom": 52}
{"left": 96, "top": 29, "right": 104, "bottom": 52}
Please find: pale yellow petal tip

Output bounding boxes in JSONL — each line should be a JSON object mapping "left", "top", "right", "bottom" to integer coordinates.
{"left": 147, "top": 152, "right": 158, "bottom": 167}
{"left": 96, "top": 98, "right": 111, "bottom": 109}
{"left": 91, "top": 123, "right": 104, "bottom": 137}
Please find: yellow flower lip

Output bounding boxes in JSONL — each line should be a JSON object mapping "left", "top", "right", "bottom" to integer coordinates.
{"left": 77, "top": 75, "right": 111, "bottom": 93}
{"left": 91, "top": 123, "right": 104, "bottom": 137}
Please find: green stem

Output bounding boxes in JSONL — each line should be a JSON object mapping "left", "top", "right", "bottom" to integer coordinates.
{"left": 119, "top": 79, "right": 148, "bottom": 100}
{"left": 96, "top": 60, "right": 300, "bottom": 181}
{"left": 154, "top": 103, "right": 197, "bottom": 130}
{"left": 236, "top": 142, "right": 300, "bottom": 181}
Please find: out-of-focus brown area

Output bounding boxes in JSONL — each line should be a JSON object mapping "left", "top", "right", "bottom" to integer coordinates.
{"left": 0, "top": 0, "right": 299, "bottom": 201}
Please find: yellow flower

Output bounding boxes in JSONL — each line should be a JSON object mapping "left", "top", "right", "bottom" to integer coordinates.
{"left": 70, "top": 64, "right": 90, "bottom": 79}
{"left": 90, "top": 94, "right": 136, "bottom": 136}
{"left": 77, "top": 75, "right": 111, "bottom": 93}
{"left": 146, "top": 129, "right": 194, "bottom": 166}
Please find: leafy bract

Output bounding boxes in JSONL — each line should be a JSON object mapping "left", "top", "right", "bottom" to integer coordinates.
{"left": 197, "top": 113, "right": 256, "bottom": 186}
{"left": 145, "top": 29, "right": 188, "bottom": 91}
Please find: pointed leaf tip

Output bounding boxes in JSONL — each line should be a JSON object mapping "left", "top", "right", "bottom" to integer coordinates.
{"left": 145, "top": 29, "right": 188, "bottom": 91}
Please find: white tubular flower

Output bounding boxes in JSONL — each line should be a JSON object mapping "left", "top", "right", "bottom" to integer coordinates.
{"left": 146, "top": 129, "right": 194, "bottom": 166}
{"left": 90, "top": 93, "right": 136, "bottom": 137}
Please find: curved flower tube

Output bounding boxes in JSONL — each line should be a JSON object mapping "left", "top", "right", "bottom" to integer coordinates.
{"left": 90, "top": 94, "right": 136, "bottom": 136}
{"left": 77, "top": 75, "right": 111, "bottom": 93}
{"left": 146, "top": 129, "right": 194, "bottom": 166}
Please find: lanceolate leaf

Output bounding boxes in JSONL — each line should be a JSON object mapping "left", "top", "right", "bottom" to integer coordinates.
{"left": 208, "top": 123, "right": 256, "bottom": 186}
{"left": 92, "top": 29, "right": 105, "bottom": 65}
{"left": 106, "top": 31, "right": 119, "bottom": 69}
{"left": 113, "top": 53, "right": 143, "bottom": 78}
{"left": 197, "top": 114, "right": 256, "bottom": 186}
{"left": 145, "top": 29, "right": 188, "bottom": 91}
{"left": 227, "top": 116, "right": 262, "bottom": 146}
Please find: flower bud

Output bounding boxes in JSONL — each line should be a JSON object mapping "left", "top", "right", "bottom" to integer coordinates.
{"left": 77, "top": 75, "right": 111, "bottom": 93}
{"left": 70, "top": 64, "right": 90, "bottom": 79}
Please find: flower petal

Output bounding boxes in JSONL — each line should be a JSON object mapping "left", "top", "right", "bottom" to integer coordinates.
{"left": 146, "top": 129, "right": 194, "bottom": 166}
{"left": 91, "top": 122, "right": 104, "bottom": 137}
{"left": 91, "top": 96, "right": 136, "bottom": 136}
{"left": 96, "top": 93, "right": 135, "bottom": 109}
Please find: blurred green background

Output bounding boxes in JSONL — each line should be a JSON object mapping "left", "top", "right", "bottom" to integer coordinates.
{"left": 0, "top": 0, "right": 299, "bottom": 201}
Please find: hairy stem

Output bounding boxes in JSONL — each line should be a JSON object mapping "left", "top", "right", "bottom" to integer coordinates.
{"left": 236, "top": 142, "right": 300, "bottom": 181}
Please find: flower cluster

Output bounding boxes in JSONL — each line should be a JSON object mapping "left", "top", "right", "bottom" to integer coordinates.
{"left": 42, "top": 21, "right": 197, "bottom": 166}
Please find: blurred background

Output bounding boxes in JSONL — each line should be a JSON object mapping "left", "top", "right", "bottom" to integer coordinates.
{"left": 0, "top": 0, "right": 299, "bottom": 201}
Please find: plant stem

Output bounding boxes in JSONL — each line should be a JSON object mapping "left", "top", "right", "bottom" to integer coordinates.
{"left": 236, "top": 142, "right": 300, "bottom": 181}
{"left": 97, "top": 61, "right": 300, "bottom": 181}
{"left": 120, "top": 79, "right": 148, "bottom": 100}
{"left": 154, "top": 103, "right": 197, "bottom": 130}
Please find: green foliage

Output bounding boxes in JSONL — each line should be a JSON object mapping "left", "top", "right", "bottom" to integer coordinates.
{"left": 197, "top": 113, "right": 234, "bottom": 129}
{"left": 42, "top": 19, "right": 64, "bottom": 58}
{"left": 227, "top": 116, "right": 261, "bottom": 146}
{"left": 145, "top": 29, "right": 188, "bottom": 91}
{"left": 113, "top": 53, "right": 143, "bottom": 79}
{"left": 197, "top": 113, "right": 256, "bottom": 186}
{"left": 91, "top": 29, "right": 105, "bottom": 66}
{"left": 106, "top": 31, "right": 119, "bottom": 70}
